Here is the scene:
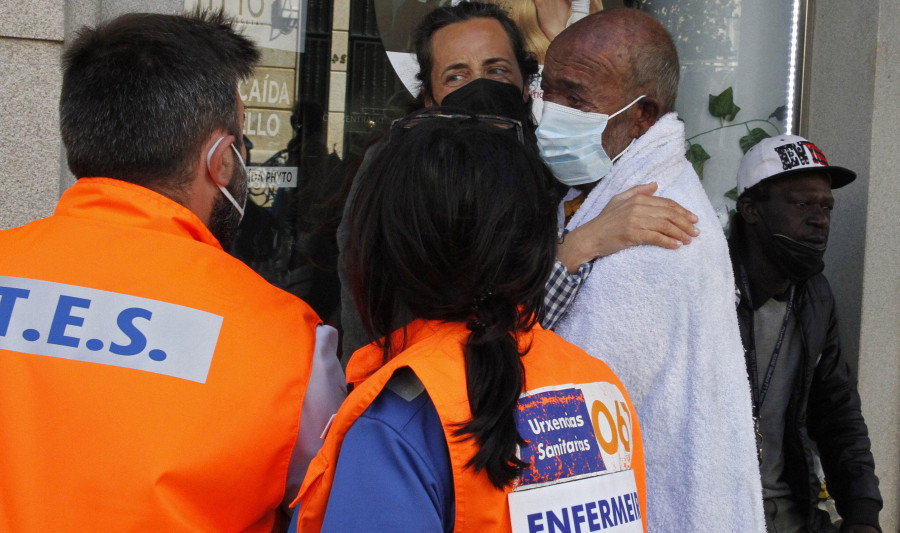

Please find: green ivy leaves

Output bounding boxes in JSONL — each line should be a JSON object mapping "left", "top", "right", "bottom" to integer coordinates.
{"left": 709, "top": 87, "right": 741, "bottom": 122}
{"left": 686, "top": 87, "right": 787, "bottom": 180}
{"left": 739, "top": 127, "right": 771, "bottom": 154}
{"left": 769, "top": 105, "right": 786, "bottom": 121}
{"left": 687, "top": 86, "right": 744, "bottom": 178}
{"left": 724, "top": 187, "right": 739, "bottom": 201}
{"left": 685, "top": 144, "right": 711, "bottom": 179}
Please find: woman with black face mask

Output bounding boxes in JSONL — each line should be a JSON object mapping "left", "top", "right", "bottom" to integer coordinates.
{"left": 441, "top": 77, "right": 539, "bottom": 151}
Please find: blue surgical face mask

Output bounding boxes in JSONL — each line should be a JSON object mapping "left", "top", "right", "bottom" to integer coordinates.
{"left": 536, "top": 95, "right": 645, "bottom": 186}
{"left": 207, "top": 136, "right": 248, "bottom": 221}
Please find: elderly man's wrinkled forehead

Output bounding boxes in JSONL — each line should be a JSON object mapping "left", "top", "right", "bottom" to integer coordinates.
{"left": 551, "top": 9, "right": 668, "bottom": 61}
{"left": 544, "top": 8, "right": 679, "bottom": 113}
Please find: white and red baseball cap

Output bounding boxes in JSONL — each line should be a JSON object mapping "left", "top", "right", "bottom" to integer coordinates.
{"left": 736, "top": 135, "right": 856, "bottom": 196}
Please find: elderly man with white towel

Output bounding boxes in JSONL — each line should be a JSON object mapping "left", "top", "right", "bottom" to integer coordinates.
{"left": 536, "top": 9, "right": 765, "bottom": 532}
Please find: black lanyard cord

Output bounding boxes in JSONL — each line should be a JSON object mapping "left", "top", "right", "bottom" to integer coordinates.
{"left": 739, "top": 263, "right": 795, "bottom": 419}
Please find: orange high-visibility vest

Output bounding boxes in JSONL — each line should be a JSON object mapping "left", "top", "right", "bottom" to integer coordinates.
{"left": 0, "top": 178, "right": 320, "bottom": 531}
{"left": 294, "top": 319, "right": 646, "bottom": 533}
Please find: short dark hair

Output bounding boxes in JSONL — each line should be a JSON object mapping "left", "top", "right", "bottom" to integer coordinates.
{"left": 344, "top": 113, "right": 558, "bottom": 489}
{"left": 60, "top": 10, "right": 259, "bottom": 189}
{"left": 412, "top": 2, "right": 539, "bottom": 103}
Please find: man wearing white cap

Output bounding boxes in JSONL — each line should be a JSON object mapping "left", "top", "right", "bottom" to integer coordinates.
{"left": 730, "top": 135, "right": 882, "bottom": 533}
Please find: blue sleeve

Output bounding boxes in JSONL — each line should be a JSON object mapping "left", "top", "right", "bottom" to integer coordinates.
{"left": 320, "top": 386, "right": 454, "bottom": 532}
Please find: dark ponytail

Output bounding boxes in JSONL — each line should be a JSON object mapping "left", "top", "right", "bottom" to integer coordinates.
{"left": 344, "top": 115, "right": 558, "bottom": 488}
{"left": 458, "top": 289, "right": 531, "bottom": 486}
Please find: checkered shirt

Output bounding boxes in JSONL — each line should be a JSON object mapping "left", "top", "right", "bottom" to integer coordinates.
{"left": 540, "top": 258, "right": 593, "bottom": 330}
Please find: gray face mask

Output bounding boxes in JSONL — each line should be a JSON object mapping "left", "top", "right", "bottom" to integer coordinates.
{"left": 535, "top": 95, "right": 644, "bottom": 186}
{"left": 207, "top": 136, "right": 248, "bottom": 222}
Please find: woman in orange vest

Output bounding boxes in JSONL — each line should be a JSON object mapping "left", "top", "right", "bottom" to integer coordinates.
{"left": 293, "top": 111, "right": 647, "bottom": 532}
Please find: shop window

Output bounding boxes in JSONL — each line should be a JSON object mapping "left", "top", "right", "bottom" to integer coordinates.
{"left": 187, "top": 0, "right": 806, "bottom": 327}
{"left": 632, "top": 0, "right": 807, "bottom": 224}
{"left": 344, "top": 0, "right": 410, "bottom": 162}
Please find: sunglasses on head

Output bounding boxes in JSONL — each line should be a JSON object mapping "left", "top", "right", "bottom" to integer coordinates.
{"left": 390, "top": 111, "right": 525, "bottom": 145}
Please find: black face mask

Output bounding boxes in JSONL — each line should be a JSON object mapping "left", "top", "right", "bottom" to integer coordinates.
{"left": 757, "top": 213, "right": 826, "bottom": 283}
{"left": 768, "top": 234, "right": 825, "bottom": 282}
{"left": 440, "top": 78, "right": 538, "bottom": 153}
{"left": 440, "top": 78, "right": 532, "bottom": 126}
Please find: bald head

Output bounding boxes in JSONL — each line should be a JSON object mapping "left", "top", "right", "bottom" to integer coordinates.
{"left": 552, "top": 9, "right": 679, "bottom": 113}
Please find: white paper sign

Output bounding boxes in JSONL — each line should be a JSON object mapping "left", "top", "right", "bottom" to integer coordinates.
{"left": 248, "top": 166, "right": 299, "bottom": 188}
{"left": 509, "top": 469, "right": 642, "bottom": 533}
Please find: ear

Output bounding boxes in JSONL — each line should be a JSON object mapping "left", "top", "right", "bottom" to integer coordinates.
{"left": 737, "top": 197, "right": 760, "bottom": 224}
{"left": 424, "top": 93, "right": 437, "bottom": 106}
{"left": 629, "top": 97, "right": 662, "bottom": 138}
{"left": 205, "top": 134, "right": 237, "bottom": 187}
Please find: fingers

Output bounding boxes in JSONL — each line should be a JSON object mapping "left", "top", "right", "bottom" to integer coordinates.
{"left": 631, "top": 198, "right": 700, "bottom": 240}
{"left": 575, "top": 186, "right": 704, "bottom": 259}
{"left": 629, "top": 200, "right": 700, "bottom": 244}
{"left": 633, "top": 231, "right": 684, "bottom": 250}
{"left": 615, "top": 198, "right": 699, "bottom": 238}
{"left": 634, "top": 195, "right": 699, "bottom": 226}
{"left": 646, "top": 219, "right": 696, "bottom": 247}
{"left": 607, "top": 185, "right": 699, "bottom": 227}
{"left": 666, "top": 199, "right": 699, "bottom": 226}
{"left": 666, "top": 208, "right": 700, "bottom": 239}
{"left": 610, "top": 182, "right": 659, "bottom": 204}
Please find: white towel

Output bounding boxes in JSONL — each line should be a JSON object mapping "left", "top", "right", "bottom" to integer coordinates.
{"left": 555, "top": 113, "right": 765, "bottom": 532}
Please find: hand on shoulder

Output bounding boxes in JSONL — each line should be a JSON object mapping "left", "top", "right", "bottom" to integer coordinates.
{"left": 557, "top": 182, "right": 699, "bottom": 273}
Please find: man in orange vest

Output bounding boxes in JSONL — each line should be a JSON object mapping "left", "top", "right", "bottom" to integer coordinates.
{"left": 0, "top": 10, "right": 345, "bottom": 531}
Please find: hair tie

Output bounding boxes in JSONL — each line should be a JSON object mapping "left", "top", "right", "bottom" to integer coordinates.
{"left": 474, "top": 286, "right": 496, "bottom": 306}
{"left": 469, "top": 286, "right": 497, "bottom": 332}
{"left": 467, "top": 318, "right": 487, "bottom": 332}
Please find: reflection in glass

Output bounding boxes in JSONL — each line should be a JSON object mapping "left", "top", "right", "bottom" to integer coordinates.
{"left": 635, "top": 0, "right": 801, "bottom": 225}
